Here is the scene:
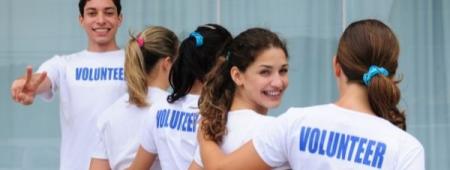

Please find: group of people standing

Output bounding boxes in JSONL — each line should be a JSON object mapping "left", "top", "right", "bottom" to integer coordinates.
{"left": 10, "top": 0, "right": 424, "bottom": 169}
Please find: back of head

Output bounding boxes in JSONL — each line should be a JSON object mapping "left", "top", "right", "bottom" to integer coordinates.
{"left": 336, "top": 19, "right": 406, "bottom": 130}
{"left": 167, "top": 24, "right": 232, "bottom": 103}
{"left": 200, "top": 28, "right": 288, "bottom": 144}
{"left": 125, "top": 26, "right": 179, "bottom": 107}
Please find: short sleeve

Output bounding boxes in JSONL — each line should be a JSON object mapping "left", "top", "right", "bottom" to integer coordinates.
{"left": 139, "top": 105, "right": 159, "bottom": 154}
{"left": 37, "top": 55, "right": 63, "bottom": 101}
{"left": 193, "top": 147, "right": 204, "bottom": 167}
{"left": 91, "top": 120, "right": 108, "bottom": 159}
{"left": 252, "top": 109, "right": 294, "bottom": 168}
{"left": 91, "top": 132, "right": 108, "bottom": 159}
{"left": 396, "top": 138, "right": 425, "bottom": 170}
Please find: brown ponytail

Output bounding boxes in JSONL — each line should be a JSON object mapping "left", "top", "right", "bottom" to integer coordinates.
{"left": 199, "top": 58, "right": 235, "bottom": 144}
{"left": 367, "top": 76, "right": 406, "bottom": 130}
{"left": 337, "top": 19, "right": 406, "bottom": 130}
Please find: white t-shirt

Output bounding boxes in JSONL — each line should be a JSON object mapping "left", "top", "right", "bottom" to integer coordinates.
{"left": 193, "top": 109, "right": 289, "bottom": 169}
{"left": 140, "top": 94, "right": 200, "bottom": 170}
{"left": 92, "top": 87, "right": 167, "bottom": 170}
{"left": 37, "top": 50, "right": 127, "bottom": 170}
{"left": 253, "top": 104, "right": 425, "bottom": 170}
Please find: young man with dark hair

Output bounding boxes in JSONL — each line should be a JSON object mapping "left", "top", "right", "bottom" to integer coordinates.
{"left": 10, "top": 0, "right": 125, "bottom": 169}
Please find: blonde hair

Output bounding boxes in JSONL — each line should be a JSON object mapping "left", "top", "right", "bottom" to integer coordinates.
{"left": 125, "top": 26, "right": 179, "bottom": 107}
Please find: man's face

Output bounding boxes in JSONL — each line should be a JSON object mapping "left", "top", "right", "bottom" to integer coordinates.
{"left": 79, "top": 0, "right": 122, "bottom": 48}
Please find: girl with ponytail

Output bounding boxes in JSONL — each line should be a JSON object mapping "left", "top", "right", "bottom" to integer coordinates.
{"left": 189, "top": 28, "right": 289, "bottom": 170}
{"left": 129, "top": 24, "right": 232, "bottom": 170}
{"left": 335, "top": 20, "right": 406, "bottom": 130}
{"left": 90, "top": 26, "right": 178, "bottom": 170}
{"left": 197, "top": 19, "right": 424, "bottom": 170}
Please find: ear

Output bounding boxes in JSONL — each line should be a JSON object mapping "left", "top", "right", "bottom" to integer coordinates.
{"left": 117, "top": 14, "right": 123, "bottom": 26}
{"left": 333, "top": 56, "right": 341, "bottom": 77}
{"left": 230, "top": 66, "right": 243, "bottom": 86}
{"left": 79, "top": 15, "right": 84, "bottom": 26}
{"left": 161, "top": 56, "right": 172, "bottom": 72}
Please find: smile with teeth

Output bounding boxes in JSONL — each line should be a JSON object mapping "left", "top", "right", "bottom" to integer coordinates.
{"left": 263, "top": 90, "right": 282, "bottom": 97}
{"left": 93, "top": 28, "right": 111, "bottom": 33}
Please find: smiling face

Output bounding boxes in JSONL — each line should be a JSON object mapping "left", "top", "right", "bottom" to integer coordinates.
{"left": 79, "top": 0, "right": 122, "bottom": 51}
{"left": 232, "top": 47, "right": 289, "bottom": 114}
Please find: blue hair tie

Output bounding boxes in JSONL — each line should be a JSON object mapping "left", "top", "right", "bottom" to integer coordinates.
{"left": 190, "top": 32, "right": 203, "bottom": 47}
{"left": 363, "top": 65, "right": 389, "bottom": 86}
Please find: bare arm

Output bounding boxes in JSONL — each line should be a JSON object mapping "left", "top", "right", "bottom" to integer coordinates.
{"left": 197, "top": 128, "right": 271, "bottom": 170}
{"left": 128, "top": 146, "right": 157, "bottom": 170}
{"left": 89, "top": 158, "right": 111, "bottom": 170}
{"left": 11, "top": 66, "right": 51, "bottom": 105}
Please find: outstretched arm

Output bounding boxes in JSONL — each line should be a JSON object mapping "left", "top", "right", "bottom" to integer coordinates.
{"left": 11, "top": 66, "right": 51, "bottom": 105}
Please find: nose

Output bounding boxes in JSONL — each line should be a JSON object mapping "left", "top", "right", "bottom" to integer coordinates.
{"left": 271, "top": 74, "right": 286, "bottom": 89}
{"left": 96, "top": 13, "right": 106, "bottom": 25}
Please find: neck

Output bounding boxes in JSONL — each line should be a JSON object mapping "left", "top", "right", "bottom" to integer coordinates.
{"left": 335, "top": 82, "right": 374, "bottom": 115}
{"left": 147, "top": 66, "right": 170, "bottom": 90}
{"left": 147, "top": 78, "right": 169, "bottom": 91}
{"left": 189, "top": 80, "right": 203, "bottom": 95}
{"left": 87, "top": 41, "right": 119, "bottom": 52}
{"left": 230, "top": 90, "right": 268, "bottom": 115}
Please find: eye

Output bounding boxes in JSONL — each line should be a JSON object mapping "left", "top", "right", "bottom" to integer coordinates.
{"left": 279, "top": 68, "right": 288, "bottom": 75}
{"left": 259, "top": 69, "right": 271, "bottom": 77}
{"left": 86, "top": 11, "right": 97, "bottom": 17}
{"left": 105, "top": 10, "right": 115, "bottom": 16}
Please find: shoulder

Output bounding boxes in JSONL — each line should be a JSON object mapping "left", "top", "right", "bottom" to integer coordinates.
{"left": 42, "top": 50, "right": 85, "bottom": 63}
{"left": 96, "top": 94, "right": 131, "bottom": 127}
{"left": 174, "top": 94, "right": 200, "bottom": 111}
{"left": 369, "top": 117, "right": 423, "bottom": 151}
{"left": 396, "top": 128, "right": 424, "bottom": 152}
{"left": 278, "top": 104, "right": 331, "bottom": 120}
{"left": 60, "top": 50, "right": 89, "bottom": 58}
{"left": 228, "top": 110, "right": 271, "bottom": 123}
{"left": 148, "top": 88, "right": 169, "bottom": 106}
{"left": 270, "top": 104, "right": 336, "bottom": 133}
{"left": 393, "top": 128, "right": 425, "bottom": 168}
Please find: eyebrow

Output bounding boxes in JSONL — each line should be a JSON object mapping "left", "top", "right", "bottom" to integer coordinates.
{"left": 259, "top": 64, "right": 289, "bottom": 69}
{"left": 104, "top": 7, "right": 116, "bottom": 11}
{"left": 259, "top": 65, "right": 273, "bottom": 69}
{"left": 85, "top": 8, "right": 96, "bottom": 11}
{"left": 85, "top": 7, "right": 116, "bottom": 11}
